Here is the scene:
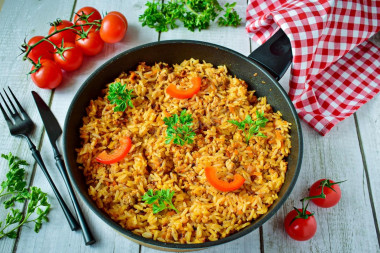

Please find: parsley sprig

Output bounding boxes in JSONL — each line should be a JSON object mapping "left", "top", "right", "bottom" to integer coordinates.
{"left": 217, "top": 2, "right": 241, "bottom": 27}
{"left": 108, "top": 82, "right": 135, "bottom": 112}
{"left": 229, "top": 111, "right": 269, "bottom": 144}
{"left": 142, "top": 189, "right": 178, "bottom": 214}
{"left": 164, "top": 110, "right": 196, "bottom": 146}
{"left": 0, "top": 153, "right": 50, "bottom": 239}
{"left": 139, "top": 0, "right": 242, "bottom": 32}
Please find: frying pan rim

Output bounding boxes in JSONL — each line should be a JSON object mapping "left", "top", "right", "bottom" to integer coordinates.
{"left": 63, "top": 39, "right": 303, "bottom": 250}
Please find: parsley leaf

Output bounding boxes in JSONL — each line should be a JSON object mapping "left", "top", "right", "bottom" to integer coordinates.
{"left": 108, "top": 82, "right": 135, "bottom": 112}
{"left": 139, "top": 0, "right": 242, "bottom": 32}
{"left": 164, "top": 110, "right": 196, "bottom": 146}
{"left": 229, "top": 111, "right": 269, "bottom": 144}
{"left": 142, "top": 189, "right": 178, "bottom": 214}
{"left": 217, "top": 2, "right": 241, "bottom": 27}
{"left": 0, "top": 153, "right": 50, "bottom": 239}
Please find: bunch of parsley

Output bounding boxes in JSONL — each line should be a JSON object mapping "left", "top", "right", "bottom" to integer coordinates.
{"left": 139, "top": 0, "right": 242, "bottom": 32}
{"left": 229, "top": 111, "right": 269, "bottom": 144}
{"left": 0, "top": 153, "right": 50, "bottom": 239}
{"left": 164, "top": 110, "right": 196, "bottom": 146}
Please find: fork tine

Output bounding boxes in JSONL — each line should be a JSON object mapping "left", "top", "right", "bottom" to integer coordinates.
{"left": 7, "top": 87, "right": 28, "bottom": 116}
{"left": 0, "top": 101, "right": 13, "bottom": 127}
{"left": 0, "top": 93, "right": 13, "bottom": 116}
{"left": 3, "top": 88, "right": 19, "bottom": 116}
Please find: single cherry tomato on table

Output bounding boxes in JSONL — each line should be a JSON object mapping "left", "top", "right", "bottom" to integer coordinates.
{"left": 75, "top": 29, "right": 104, "bottom": 56}
{"left": 284, "top": 208, "right": 317, "bottom": 241}
{"left": 96, "top": 137, "right": 132, "bottom": 164}
{"left": 73, "top": 6, "right": 102, "bottom": 30}
{"left": 99, "top": 12, "right": 127, "bottom": 43}
{"left": 27, "top": 36, "right": 54, "bottom": 63}
{"left": 30, "top": 59, "right": 62, "bottom": 89}
{"left": 48, "top": 20, "right": 76, "bottom": 46}
{"left": 309, "top": 179, "right": 342, "bottom": 208}
{"left": 53, "top": 42, "right": 83, "bottom": 71}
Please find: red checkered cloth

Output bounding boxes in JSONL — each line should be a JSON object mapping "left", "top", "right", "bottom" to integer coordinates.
{"left": 246, "top": 0, "right": 380, "bottom": 135}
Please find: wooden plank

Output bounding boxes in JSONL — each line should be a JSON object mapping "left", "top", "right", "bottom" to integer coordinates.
{"left": 14, "top": 0, "right": 158, "bottom": 252}
{"left": 355, "top": 94, "right": 380, "bottom": 238}
{"left": 142, "top": 1, "right": 261, "bottom": 253}
{"left": 261, "top": 108, "right": 379, "bottom": 251}
{"left": 0, "top": 0, "right": 75, "bottom": 252}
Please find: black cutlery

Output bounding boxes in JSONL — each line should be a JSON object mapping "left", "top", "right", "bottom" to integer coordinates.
{"left": 0, "top": 87, "right": 79, "bottom": 231}
{"left": 32, "top": 91, "right": 95, "bottom": 246}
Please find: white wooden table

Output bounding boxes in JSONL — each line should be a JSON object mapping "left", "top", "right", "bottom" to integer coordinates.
{"left": 0, "top": 0, "right": 379, "bottom": 252}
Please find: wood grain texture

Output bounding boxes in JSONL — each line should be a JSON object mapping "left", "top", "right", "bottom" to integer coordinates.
{"left": 0, "top": 0, "right": 74, "bottom": 252}
{"left": 355, "top": 94, "right": 380, "bottom": 240}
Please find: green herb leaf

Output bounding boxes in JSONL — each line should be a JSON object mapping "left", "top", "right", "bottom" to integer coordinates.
{"left": 108, "top": 82, "right": 135, "bottom": 112}
{"left": 217, "top": 2, "right": 241, "bottom": 27}
{"left": 0, "top": 153, "right": 50, "bottom": 239}
{"left": 164, "top": 110, "right": 196, "bottom": 146}
{"left": 229, "top": 111, "right": 268, "bottom": 144}
{"left": 139, "top": 0, "right": 241, "bottom": 32}
{"left": 142, "top": 189, "right": 179, "bottom": 214}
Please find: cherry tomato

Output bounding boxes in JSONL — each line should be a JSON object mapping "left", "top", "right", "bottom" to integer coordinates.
{"left": 96, "top": 137, "right": 132, "bottom": 164}
{"left": 108, "top": 11, "right": 128, "bottom": 27}
{"left": 27, "top": 36, "right": 54, "bottom": 63}
{"left": 73, "top": 6, "right": 102, "bottom": 26}
{"left": 53, "top": 42, "right": 83, "bottom": 71}
{"left": 48, "top": 20, "right": 76, "bottom": 46}
{"left": 99, "top": 13, "right": 127, "bottom": 43}
{"left": 30, "top": 59, "right": 62, "bottom": 89}
{"left": 284, "top": 209, "right": 317, "bottom": 241}
{"left": 309, "top": 179, "right": 342, "bottom": 208}
{"left": 75, "top": 29, "right": 104, "bottom": 56}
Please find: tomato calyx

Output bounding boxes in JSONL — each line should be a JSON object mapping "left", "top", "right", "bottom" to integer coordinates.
{"left": 53, "top": 40, "right": 74, "bottom": 61}
{"left": 290, "top": 201, "right": 314, "bottom": 225}
{"left": 74, "top": 11, "right": 102, "bottom": 24}
{"left": 76, "top": 26, "right": 96, "bottom": 39}
{"left": 28, "top": 57, "right": 42, "bottom": 74}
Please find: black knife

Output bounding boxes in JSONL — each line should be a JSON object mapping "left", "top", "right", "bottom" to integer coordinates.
{"left": 32, "top": 91, "right": 95, "bottom": 245}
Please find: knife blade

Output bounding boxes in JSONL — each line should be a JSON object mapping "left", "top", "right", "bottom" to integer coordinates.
{"left": 32, "top": 91, "right": 96, "bottom": 245}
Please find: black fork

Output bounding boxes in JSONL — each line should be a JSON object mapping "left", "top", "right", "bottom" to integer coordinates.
{"left": 0, "top": 87, "right": 79, "bottom": 231}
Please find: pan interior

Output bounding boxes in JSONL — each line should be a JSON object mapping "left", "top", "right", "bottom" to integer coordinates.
{"left": 63, "top": 41, "right": 302, "bottom": 250}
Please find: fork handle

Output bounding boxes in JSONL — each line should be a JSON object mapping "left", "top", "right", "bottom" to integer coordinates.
{"left": 55, "top": 155, "right": 96, "bottom": 245}
{"left": 27, "top": 139, "right": 80, "bottom": 231}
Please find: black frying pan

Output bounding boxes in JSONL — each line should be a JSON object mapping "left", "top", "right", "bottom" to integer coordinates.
{"left": 63, "top": 29, "right": 303, "bottom": 251}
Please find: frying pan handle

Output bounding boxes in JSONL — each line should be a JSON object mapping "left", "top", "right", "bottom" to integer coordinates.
{"left": 248, "top": 29, "right": 292, "bottom": 80}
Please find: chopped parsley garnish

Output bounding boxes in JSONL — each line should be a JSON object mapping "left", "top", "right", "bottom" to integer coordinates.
{"left": 142, "top": 189, "right": 178, "bottom": 214}
{"left": 108, "top": 82, "right": 135, "bottom": 112}
{"left": 229, "top": 111, "right": 268, "bottom": 144}
{"left": 164, "top": 110, "right": 196, "bottom": 146}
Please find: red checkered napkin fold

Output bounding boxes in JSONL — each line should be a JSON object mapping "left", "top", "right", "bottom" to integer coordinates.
{"left": 246, "top": 0, "right": 380, "bottom": 135}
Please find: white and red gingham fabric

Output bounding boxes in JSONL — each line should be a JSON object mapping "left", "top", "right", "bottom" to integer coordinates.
{"left": 246, "top": 0, "right": 380, "bottom": 135}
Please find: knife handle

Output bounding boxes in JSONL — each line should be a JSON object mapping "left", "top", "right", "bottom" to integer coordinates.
{"left": 55, "top": 155, "right": 96, "bottom": 245}
{"left": 25, "top": 137, "right": 80, "bottom": 231}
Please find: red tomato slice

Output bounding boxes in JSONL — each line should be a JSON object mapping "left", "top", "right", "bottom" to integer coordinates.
{"left": 166, "top": 77, "right": 201, "bottom": 99}
{"left": 96, "top": 137, "right": 132, "bottom": 164}
{"left": 205, "top": 166, "right": 245, "bottom": 192}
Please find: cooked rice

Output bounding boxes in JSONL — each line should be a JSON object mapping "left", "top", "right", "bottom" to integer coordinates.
{"left": 77, "top": 59, "right": 291, "bottom": 244}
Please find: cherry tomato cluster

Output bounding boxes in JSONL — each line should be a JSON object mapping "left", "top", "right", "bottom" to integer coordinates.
{"left": 24, "top": 6, "right": 128, "bottom": 89}
{"left": 284, "top": 179, "right": 344, "bottom": 241}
